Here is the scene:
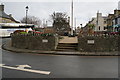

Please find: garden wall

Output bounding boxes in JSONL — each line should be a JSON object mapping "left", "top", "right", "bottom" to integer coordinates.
{"left": 78, "top": 35, "right": 120, "bottom": 52}
{"left": 11, "top": 33, "right": 58, "bottom": 51}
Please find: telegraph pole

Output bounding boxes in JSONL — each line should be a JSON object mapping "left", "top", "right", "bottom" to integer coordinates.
{"left": 71, "top": 0, "right": 73, "bottom": 35}
{"left": 74, "top": 18, "right": 76, "bottom": 30}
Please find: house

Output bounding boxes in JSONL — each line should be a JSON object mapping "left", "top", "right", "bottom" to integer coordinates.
{"left": 107, "top": 10, "right": 120, "bottom": 32}
{"left": 91, "top": 12, "right": 107, "bottom": 32}
{"left": 112, "top": 10, "right": 120, "bottom": 25}
{"left": 112, "top": 10, "right": 120, "bottom": 32}
{"left": 106, "top": 14, "right": 114, "bottom": 32}
{"left": 0, "top": 4, "right": 19, "bottom": 23}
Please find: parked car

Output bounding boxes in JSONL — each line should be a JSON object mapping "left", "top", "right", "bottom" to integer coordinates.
{"left": 109, "top": 32, "right": 120, "bottom": 35}
{"left": 33, "top": 31, "right": 44, "bottom": 34}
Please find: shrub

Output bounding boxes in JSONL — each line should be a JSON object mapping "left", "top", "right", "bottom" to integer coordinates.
{"left": 20, "top": 32, "right": 28, "bottom": 34}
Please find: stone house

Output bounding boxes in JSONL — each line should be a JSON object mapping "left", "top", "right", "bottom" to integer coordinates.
{"left": 0, "top": 4, "right": 19, "bottom": 23}
{"left": 90, "top": 12, "right": 107, "bottom": 32}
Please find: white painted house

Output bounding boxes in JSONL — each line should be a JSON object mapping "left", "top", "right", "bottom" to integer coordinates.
{"left": 89, "top": 12, "right": 107, "bottom": 32}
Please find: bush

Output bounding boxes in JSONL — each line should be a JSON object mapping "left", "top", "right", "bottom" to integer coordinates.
{"left": 20, "top": 32, "right": 28, "bottom": 34}
{"left": 40, "top": 33, "right": 54, "bottom": 36}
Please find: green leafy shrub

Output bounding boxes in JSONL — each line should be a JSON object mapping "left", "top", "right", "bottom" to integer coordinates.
{"left": 20, "top": 32, "right": 28, "bottom": 34}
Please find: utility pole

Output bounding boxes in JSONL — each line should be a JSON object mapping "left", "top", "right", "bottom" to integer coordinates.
{"left": 74, "top": 18, "right": 76, "bottom": 30}
{"left": 74, "top": 18, "right": 76, "bottom": 33}
{"left": 71, "top": 0, "right": 73, "bottom": 35}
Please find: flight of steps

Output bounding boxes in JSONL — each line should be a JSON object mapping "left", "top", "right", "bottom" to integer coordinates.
{"left": 56, "top": 43, "right": 78, "bottom": 51}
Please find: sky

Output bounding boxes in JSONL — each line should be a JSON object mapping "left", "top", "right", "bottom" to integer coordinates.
{"left": 0, "top": 0, "right": 120, "bottom": 28}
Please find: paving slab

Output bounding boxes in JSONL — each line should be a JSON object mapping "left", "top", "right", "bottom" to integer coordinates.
{"left": 59, "top": 36, "right": 78, "bottom": 43}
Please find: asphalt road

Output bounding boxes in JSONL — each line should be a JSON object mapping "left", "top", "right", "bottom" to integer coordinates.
{"left": 0, "top": 38, "right": 119, "bottom": 78}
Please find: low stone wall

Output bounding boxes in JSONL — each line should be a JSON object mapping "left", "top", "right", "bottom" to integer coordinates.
{"left": 78, "top": 35, "right": 119, "bottom": 52}
{"left": 11, "top": 33, "right": 58, "bottom": 51}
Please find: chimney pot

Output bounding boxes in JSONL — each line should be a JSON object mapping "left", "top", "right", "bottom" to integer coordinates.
{"left": 0, "top": 4, "right": 4, "bottom": 11}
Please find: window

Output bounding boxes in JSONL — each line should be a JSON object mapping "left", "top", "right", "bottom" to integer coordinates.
{"left": 104, "top": 26, "right": 106, "bottom": 30}
{"left": 115, "top": 18, "right": 117, "bottom": 24}
{"left": 104, "top": 21, "right": 106, "bottom": 24}
{"left": 99, "top": 26, "right": 100, "bottom": 30}
{"left": 96, "top": 21, "right": 98, "bottom": 24}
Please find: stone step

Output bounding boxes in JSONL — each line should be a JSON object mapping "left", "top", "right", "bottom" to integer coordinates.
{"left": 56, "top": 43, "right": 78, "bottom": 51}
{"left": 57, "top": 47, "right": 77, "bottom": 49}
{"left": 58, "top": 43, "right": 78, "bottom": 47}
{"left": 58, "top": 43, "right": 78, "bottom": 45}
{"left": 55, "top": 49, "right": 77, "bottom": 52}
{"left": 58, "top": 45, "right": 77, "bottom": 47}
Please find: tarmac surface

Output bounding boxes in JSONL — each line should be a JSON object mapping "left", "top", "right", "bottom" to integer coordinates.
{"left": 2, "top": 47, "right": 119, "bottom": 78}
{"left": 1, "top": 38, "right": 119, "bottom": 78}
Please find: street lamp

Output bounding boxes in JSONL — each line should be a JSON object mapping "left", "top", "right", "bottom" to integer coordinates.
{"left": 80, "top": 24, "right": 82, "bottom": 27}
{"left": 25, "top": 6, "right": 29, "bottom": 25}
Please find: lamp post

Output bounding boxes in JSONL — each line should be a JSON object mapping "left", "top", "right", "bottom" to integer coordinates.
{"left": 80, "top": 24, "right": 82, "bottom": 27}
{"left": 25, "top": 6, "right": 29, "bottom": 25}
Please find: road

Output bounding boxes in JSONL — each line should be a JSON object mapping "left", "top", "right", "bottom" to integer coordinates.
{"left": 0, "top": 38, "right": 119, "bottom": 78}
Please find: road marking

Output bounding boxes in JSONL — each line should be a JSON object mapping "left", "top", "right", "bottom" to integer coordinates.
{"left": 16, "top": 65, "right": 31, "bottom": 69}
{"left": 0, "top": 64, "right": 5, "bottom": 66}
{"left": 0, "top": 64, "right": 50, "bottom": 75}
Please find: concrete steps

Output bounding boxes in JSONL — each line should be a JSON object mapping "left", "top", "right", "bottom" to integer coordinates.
{"left": 56, "top": 43, "right": 78, "bottom": 51}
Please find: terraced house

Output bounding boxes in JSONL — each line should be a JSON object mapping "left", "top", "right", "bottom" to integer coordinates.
{"left": 106, "top": 10, "right": 120, "bottom": 32}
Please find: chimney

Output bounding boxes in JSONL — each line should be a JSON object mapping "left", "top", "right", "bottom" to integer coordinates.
{"left": 114, "top": 9, "right": 118, "bottom": 14}
{"left": 97, "top": 12, "right": 102, "bottom": 17}
{"left": 114, "top": 9, "right": 120, "bottom": 17}
{"left": 0, "top": 4, "right": 4, "bottom": 11}
{"left": 96, "top": 11, "right": 102, "bottom": 25}
{"left": 9, "top": 14, "right": 12, "bottom": 17}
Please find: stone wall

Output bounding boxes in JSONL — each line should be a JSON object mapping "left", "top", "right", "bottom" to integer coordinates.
{"left": 78, "top": 35, "right": 119, "bottom": 52}
{"left": 11, "top": 33, "right": 58, "bottom": 51}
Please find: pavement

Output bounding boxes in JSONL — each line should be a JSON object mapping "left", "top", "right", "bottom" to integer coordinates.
{"left": 2, "top": 39, "right": 119, "bottom": 56}
{"left": 59, "top": 36, "right": 78, "bottom": 43}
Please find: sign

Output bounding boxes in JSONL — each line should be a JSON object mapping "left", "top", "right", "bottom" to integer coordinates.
{"left": 42, "top": 39, "right": 48, "bottom": 43}
{"left": 87, "top": 40, "right": 94, "bottom": 44}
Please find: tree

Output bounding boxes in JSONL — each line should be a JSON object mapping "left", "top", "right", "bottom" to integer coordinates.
{"left": 87, "top": 24, "right": 95, "bottom": 35}
{"left": 87, "top": 24, "right": 95, "bottom": 29}
{"left": 21, "top": 16, "right": 41, "bottom": 27}
{"left": 50, "top": 12, "right": 70, "bottom": 35}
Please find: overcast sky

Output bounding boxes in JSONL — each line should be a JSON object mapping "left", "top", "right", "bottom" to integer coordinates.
{"left": 1, "top": 0, "right": 119, "bottom": 28}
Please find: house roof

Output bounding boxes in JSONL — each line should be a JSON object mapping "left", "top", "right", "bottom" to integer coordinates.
{"left": 0, "top": 11, "right": 19, "bottom": 23}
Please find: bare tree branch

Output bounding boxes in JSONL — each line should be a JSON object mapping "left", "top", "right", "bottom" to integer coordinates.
{"left": 21, "top": 16, "right": 42, "bottom": 27}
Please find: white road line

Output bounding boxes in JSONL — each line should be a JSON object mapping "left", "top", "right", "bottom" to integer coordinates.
{"left": 16, "top": 65, "right": 32, "bottom": 69}
{"left": 0, "top": 64, "right": 50, "bottom": 75}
